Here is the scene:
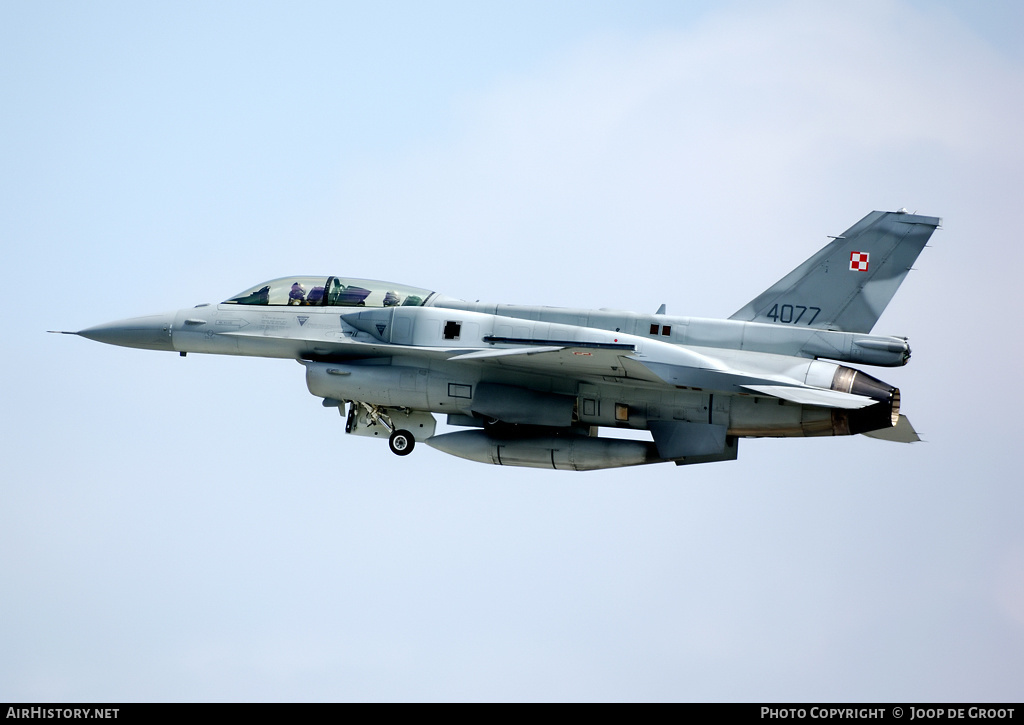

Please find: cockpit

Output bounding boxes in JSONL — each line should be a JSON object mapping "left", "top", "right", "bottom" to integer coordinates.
{"left": 224, "top": 277, "right": 435, "bottom": 308}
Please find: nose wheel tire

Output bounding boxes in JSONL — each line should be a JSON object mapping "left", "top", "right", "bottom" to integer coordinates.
{"left": 389, "top": 429, "right": 415, "bottom": 456}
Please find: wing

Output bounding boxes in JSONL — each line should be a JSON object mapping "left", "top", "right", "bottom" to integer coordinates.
{"left": 231, "top": 322, "right": 873, "bottom": 413}
{"left": 450, "top": 338, "right": 871, "bottom": 411}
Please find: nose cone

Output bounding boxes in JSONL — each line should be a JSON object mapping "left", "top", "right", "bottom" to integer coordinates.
{"left": 78, "top": 313, "right": 176, "bottom": 351}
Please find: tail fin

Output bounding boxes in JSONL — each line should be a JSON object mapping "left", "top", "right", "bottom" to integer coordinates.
{"left": 729, "top": 210, "right": 940, "bottom": 333}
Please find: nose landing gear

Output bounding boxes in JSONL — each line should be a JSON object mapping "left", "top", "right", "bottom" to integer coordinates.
{"left": 348, "top": 402, "right": 419, "bottom": 456}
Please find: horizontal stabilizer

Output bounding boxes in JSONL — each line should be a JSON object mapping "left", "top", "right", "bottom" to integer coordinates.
{"left": 861, "top": 415, "right": 921, "bottom": 443}
{"left": 742, "top": 384, "right": 876, "bottom": 409}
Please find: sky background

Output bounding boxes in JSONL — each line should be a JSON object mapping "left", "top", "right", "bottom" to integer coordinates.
{"left": 3, "top": 0, "right": 1023, "bottom": 702}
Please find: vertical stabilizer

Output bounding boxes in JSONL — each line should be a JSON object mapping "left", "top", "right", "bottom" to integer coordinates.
{"left": 729, "top": 210, "right": 940, "bottom": 333}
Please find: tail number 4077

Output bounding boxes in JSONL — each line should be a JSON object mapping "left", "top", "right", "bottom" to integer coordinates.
{"left": 764, "top": 304, "right": 821, "bottom": 325}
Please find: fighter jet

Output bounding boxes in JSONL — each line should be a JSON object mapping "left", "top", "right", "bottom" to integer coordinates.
{"left": 56, "top": 210, "right": 939, "bottom": 471}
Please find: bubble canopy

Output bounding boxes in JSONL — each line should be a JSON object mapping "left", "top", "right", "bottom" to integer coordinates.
{"left": 224, "top": 277, "right": 435, "bottom": 308}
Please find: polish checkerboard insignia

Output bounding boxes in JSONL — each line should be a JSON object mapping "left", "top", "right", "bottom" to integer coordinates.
{"left": 849, "top": 251, "right": 869, "bottom": 272}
